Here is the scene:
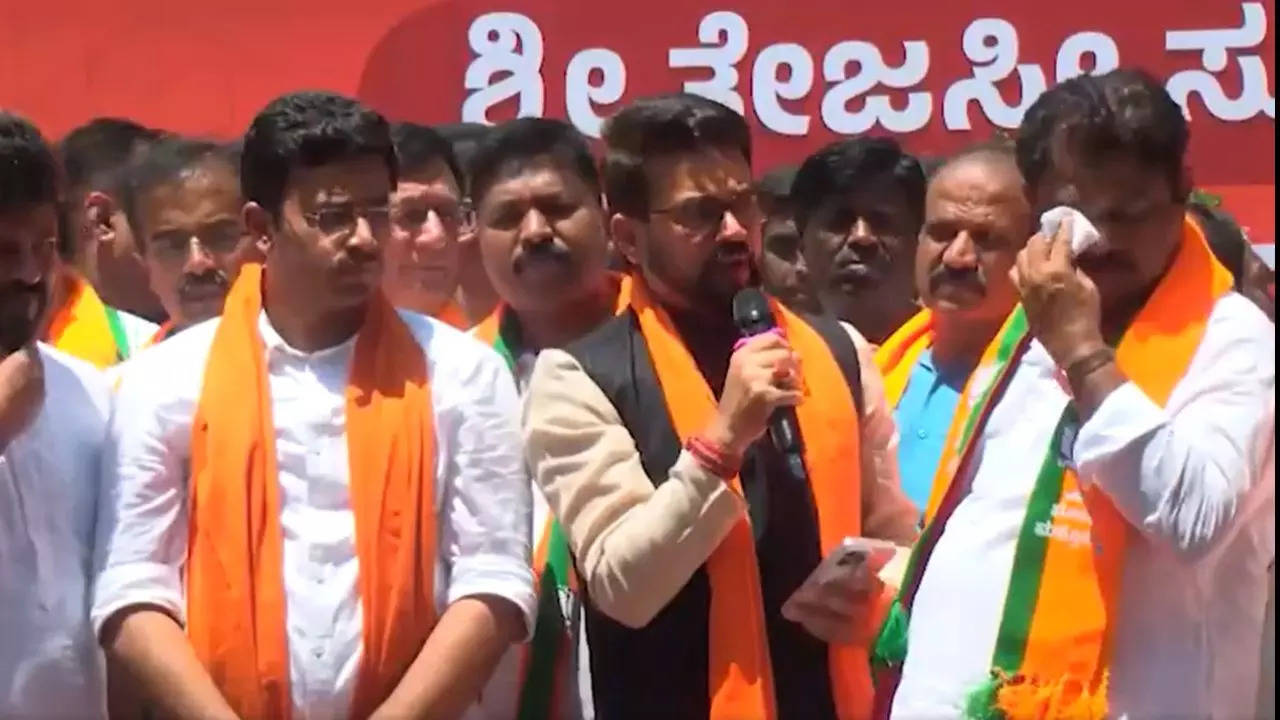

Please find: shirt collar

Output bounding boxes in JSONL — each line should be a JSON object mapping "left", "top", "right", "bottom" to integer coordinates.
{"left": 256, "top": 310, "right": 359, "bottom": 362}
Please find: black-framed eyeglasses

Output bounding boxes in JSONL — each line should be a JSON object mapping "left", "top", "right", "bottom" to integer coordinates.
{"left": 651, "top": 188, "right": 761, "bottom": 235}
{"left": 301, "top": 204, "right": 392, "bottom": 238}
{"left": 392, "top": 200, "right": 472, "bottom": 232}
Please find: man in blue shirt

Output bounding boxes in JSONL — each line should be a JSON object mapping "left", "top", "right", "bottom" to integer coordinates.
{"left": 878, "top": 142, "right": 1032, "bottom": 512}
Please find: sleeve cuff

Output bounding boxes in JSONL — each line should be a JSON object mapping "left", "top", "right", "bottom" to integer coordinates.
{"left": 448, "top": 553, "right": 539, "bottom": 642}
{"left": 1073, "top": 381, "right": 1166, "bottom": 484}
{"left": 91, "top": 561, "right": 186, "bottom": 639}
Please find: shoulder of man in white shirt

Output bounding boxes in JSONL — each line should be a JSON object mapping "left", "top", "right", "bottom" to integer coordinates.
{"left": 36, "top": 342, "right": 113, "bottom": 425}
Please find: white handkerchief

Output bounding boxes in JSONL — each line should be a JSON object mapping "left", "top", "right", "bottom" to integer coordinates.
{"left": 1039, "top": 206, "right": 1102, "bottom": 256}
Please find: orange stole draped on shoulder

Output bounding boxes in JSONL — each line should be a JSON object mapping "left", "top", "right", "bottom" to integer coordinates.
{"left": 628, "top": 279, "right": 871, "bottom": 720}
{"left": 44, "top": 269, "right": 122, "bottom": 369}
{"left": 433, "top": 298, "right": 472, "bottom": 330}
{"left": 186, "top": 263, "right": 437, "bottom": 719}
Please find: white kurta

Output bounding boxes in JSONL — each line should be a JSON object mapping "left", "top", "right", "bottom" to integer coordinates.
{"left": 893, "top": 293, "right": 1275, "bottom": 720}
{"left": 1, "top": 345, "right": 111, "bottom": 718}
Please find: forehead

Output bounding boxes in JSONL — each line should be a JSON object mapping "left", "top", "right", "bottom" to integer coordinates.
{"left": 286, "top": 155, "right": 393, "bottom": 205}
{"left": 481, "top": 158, "right": 595, "bottom": 205}
{"left": 645, "top": 147, "right": 752, "bottom": 201}
{"left": 0, "top": 203, "right": 57, "bottom": 239}
{"left": 1035, "top": 139, "right": 1174, "bottom": 210}
{"left": 394, "top": 158, "right": 460, "bottom": 200}
{"left": 926, "top": 158, "right": 1026, "bottom": 218}
{"left": 820, "top": 174, "right": 913, "bottom": 214}
{"left": 143, "top": 161, "right": 241, "bottom": 212}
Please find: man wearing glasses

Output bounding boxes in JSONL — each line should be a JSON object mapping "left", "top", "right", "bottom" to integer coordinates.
{"left": 383, "top": 122, "right": 473, "bottom": 328}
{"left": 121, "top": 136, "right": 260, "bottom": 345}
{"left": 521, "top": 94, "right": 918, "bottom": 719}
{"left": 93, "top": 92, "right": 535, "bottom": 719}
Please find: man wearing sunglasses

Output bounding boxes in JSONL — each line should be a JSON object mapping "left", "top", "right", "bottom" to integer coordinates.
{"left": 383, "top": 122, "right": 472, "bottom": 328}
{"left": 93, "top": 92, "right": 535, "bottom": 719}
{"left": 122, "top": 136, "right": 260, "bottom": 345}
{"left": 521, "top": 93, "right": 918, "bottom": 719}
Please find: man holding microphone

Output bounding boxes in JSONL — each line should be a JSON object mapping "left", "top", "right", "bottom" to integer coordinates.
{"left": 522, "top": 94, "right": 917, "bottom": 719}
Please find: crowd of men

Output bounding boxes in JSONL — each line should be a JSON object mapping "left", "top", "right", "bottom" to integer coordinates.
{"left": 0, "top": 65, "right": 1274, "bottom": 720}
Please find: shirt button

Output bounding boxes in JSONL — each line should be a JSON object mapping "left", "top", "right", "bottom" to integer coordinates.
{"left": 312, "top": 645, "right": 324, "bottom": 659}
{"left": 916, "top": 429, "right": 928, "bottom": 439}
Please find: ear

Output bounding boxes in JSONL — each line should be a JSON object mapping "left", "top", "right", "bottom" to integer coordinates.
{"left": 84, "top": 191, "right": 116, "bottom": 244}
{"left": 609, "top": 212, "right": 643, "bottom": 266}
{"left": 243, "top": 202, "right": 274, "bottom": 255}
{"left": 1178, "top": 165, "right": 1195, "bottom": 204}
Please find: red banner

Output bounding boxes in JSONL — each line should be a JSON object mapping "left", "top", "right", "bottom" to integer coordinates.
{"left": 2, "top": 0, "right": 1273, "bottom": 243}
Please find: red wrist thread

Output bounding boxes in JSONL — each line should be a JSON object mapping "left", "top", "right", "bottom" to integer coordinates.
{"left": 686, "top": 435, "right": 742, "bottom": 479}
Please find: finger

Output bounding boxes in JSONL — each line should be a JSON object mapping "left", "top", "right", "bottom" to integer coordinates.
{"left": 1026, "top": 232, "right": 1052, "bottom": 264}
{"left": 764, "top": 387, "right": 803, "bottom": 407}
{"left": 742, "top": 332, "right": 790, "bottom": 352}
{"left": 1049, "top": 214, "right": 1073, "bottom": 267}
{"left": 1014, "top": 249, "right": 1032, "bottom": 292}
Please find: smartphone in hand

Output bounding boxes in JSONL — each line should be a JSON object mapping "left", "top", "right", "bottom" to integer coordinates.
{"left": 787, "top": 537, "right": 897, "bottom": 606}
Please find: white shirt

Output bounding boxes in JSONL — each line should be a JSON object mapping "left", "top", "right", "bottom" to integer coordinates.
{"left": 92, "top": 310, "right": 537, "bottom": 720}
{"left": 1, "top": 345, "right": 110, "bottom": 718}
{"left": 893, "top": 293, "right": 1275, "bottom": 720}
{"left": 470, "top": 345, "right": 595, "bottom": 720}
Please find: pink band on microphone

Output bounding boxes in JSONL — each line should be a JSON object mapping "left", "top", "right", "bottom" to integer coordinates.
{"left": 732, "top": 326, "right": 785, "bottom": 352}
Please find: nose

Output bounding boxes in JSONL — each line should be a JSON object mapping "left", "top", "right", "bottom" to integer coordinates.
{"left": 347, "top": 215, "right": 379, "bottom": 254}
{"left": 414, "top": 210, "right": 449, "bottom": 253}
{"left": 849, "top": 217, "right": 876, "bottom": 246}
{"left": 13, "top": 239, "right": 48, "bottom": 285}
{"left": 183, "top": 237, "right": 215, "bottom": 274}
{"left": 942, "top": 230, "right": 979, "bottom": 269}
{"left": 518, "top": 208, "right": 554, "bottom": 246}
{"left": 718, "top": 207, "right": 749, "bottom": 243}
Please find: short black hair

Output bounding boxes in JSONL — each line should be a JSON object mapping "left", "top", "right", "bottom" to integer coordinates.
{"left": 58, "top": 117, "right": 163, "bottom": 196}
{"left": 121, "top": 136, "right": 240, "bottom": 250}
{"left": 1016, "top": 68, "right": 1189, "bottom": 197}
{"left": 1190, "top": 201, "right": 1247, "bottom": 287}
{"left": 0, "top": 111, "right": 60, "bottom": 214}
{"left": 791, "top": 137, "right": 925, "bottom": 234}
{"left": 602, "top": 93, "right": 752, "bottom": 218}
{"left": 391, "top": 122, "right": 461, "bottom": 187}
{"left": 240, "top": 91, "right": 397, "bottom": 218}
{"left": 756, "top": 165, "right": 797, "bottom": 215}
{"left": 435, "top": 122, "right": 491, "bottom": 195}
{"left": 469, "top": 118, "right": 599, "bottom": 205}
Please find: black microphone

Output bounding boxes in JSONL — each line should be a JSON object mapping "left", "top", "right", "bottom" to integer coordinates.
{"left": 732, "top": 287, "right": 808, "bottom": 483}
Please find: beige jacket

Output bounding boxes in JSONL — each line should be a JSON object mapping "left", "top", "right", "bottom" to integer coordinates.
{"left": 521, "top": 325, "right": 917, "bottom": 629}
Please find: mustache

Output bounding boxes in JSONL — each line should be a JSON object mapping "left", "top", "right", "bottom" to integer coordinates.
{"left": 0, "top": 280, "right": 45, "bottom": 301}
{"left": 714, "top": 241, "right": 753, "bottom": 261}
{"left": 177, "top": 271, "right": 228, "bottom": 296}
{"left": 929, "top": 265, "right": 986, "bottom": 294}
{"left": 513, "top": 240, "right": 572, "bottom": 274}
{"left": 1075, "top": 248, "right": 1138, "bottom": 274}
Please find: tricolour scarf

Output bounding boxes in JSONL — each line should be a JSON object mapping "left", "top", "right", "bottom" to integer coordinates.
{"left": 873, "top": 216, "right": 1234, "bottom": 718}
{"left": 44, "top": 269, "right": 130, "bottom": 368}
{"left": 186, "top": 263, "right": 438, "bottom": 719}
{"left": 472, "top": 273, "right": 631, "bottom": 720}
{"left": 628, "top": 277, "right": 871, "bottom": 720}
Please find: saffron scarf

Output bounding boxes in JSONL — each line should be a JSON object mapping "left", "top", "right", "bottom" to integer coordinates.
{"left": 44, "top": 270, "right": 130, "bottom": 368}
{"left": 873, "top": 216, "right": 1234, "bottom": 719}
{"left": 434, "top": 298, "right": 472, "bottom": 330}
{"left": 874, "top": 309, "right": 934, "bottom": 408}
{"left": 472, "top": 273, "right": 631, "bottom": 720}
{"left": 628, "top": 277, "right": 872, "bottom": 720}
{"left": 186, "top": 263, "right": 438, "bottom": 719}
{"left": 142, "top": 320, "right": 175, "bottom": 349}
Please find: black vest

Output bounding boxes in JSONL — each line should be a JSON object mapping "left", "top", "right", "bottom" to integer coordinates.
{"left": 565, "top": 309, "right": 863, "bottom": 720}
